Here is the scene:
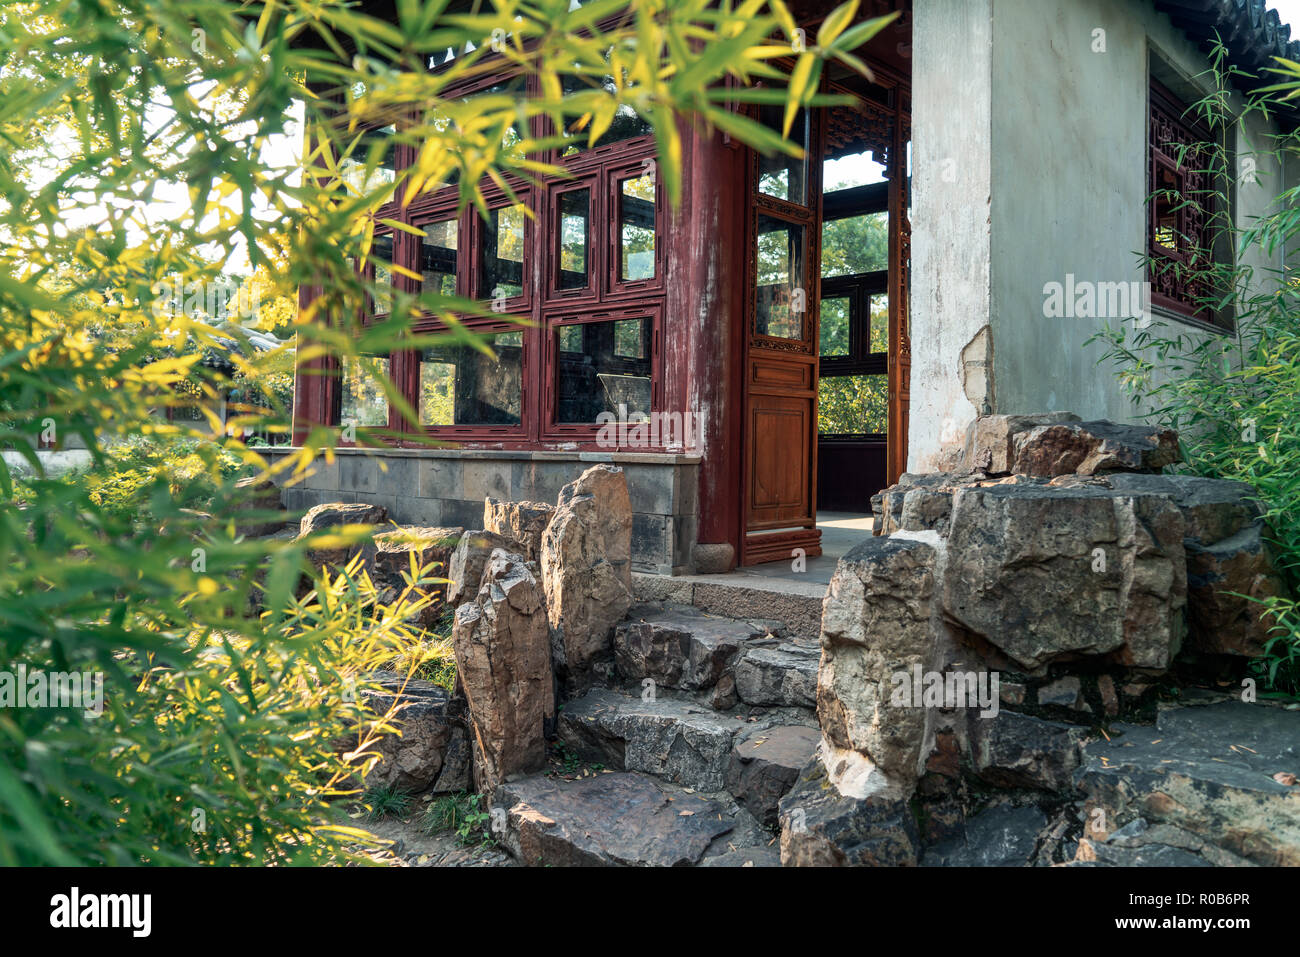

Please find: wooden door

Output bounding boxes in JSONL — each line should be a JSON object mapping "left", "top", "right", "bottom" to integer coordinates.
{"left": 740, "top": 106, "right": 823, "bottom": 566}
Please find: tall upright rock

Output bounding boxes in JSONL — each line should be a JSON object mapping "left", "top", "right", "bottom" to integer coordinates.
{"left": 541, "top": 465, "right": 633, "bottom": 692}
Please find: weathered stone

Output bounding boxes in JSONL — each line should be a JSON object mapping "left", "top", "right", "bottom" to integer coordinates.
{"left": 1072, "top": 817, "right": 1253, "bottom": 867}
{"left": 483, "top": 497, "right": 555, "bottom": 562}
{"left": 1076, "top": 701, "right": 1300, "bottom": 866}
{"left": 558, "top": 688, "right": 749, "bottom": 791}
{"left": 778, "top": 757, "right": 920, "bottom": 866}
{"left": 614, "top": 604, "right": 760, "bottom": 692}
{"left": 733, "top": 640, "right": 819, "bottom": 709}
{"left": 232, "top": 475, "right": 287, "bottom": 538}
{"left": 432, "top": 724, "right": 473, "bottom": 794}
{"left": 298, "top": 501, "right": 389, "bottom": 568}
{"left": 494, "top": 772, "right": 732, "bottom": 867}
{"left": 447, "top": 529, "right": 526, "bottom": 606}
{"left": 710, "top": 673, "right": 738, "bottom": 710}
{"left": 356, "top": 675, "right": 457, "bottom": 793}
{"left": 873, "top": 472, "right": 984, "bottom": 536}
{"left": 971, "top": 709, "right": 1089, "bottom": 792}
{"left": 452, "top": 551, "right": 553, "bottom": 789}
{"left": 541, "top": 465, "right": 634, "bottom": 691}
{"left": 726, "top": 725, "right": 821, "bottom": 828}
{"left": 1104, "top": 473, "right": 1262, "bottom": 542}
{"left": 1038, "top": 675, "right": 1084, "bottom": 710}
{"left": 699, "top": 845, "right": 781, "bottom": 867}
{"left": 943, "top": 484, "right": 1187, "bottom": 670}
{"left": 1185, "top": 525, "right": 1287, "bottom": 657}
{"left": 818, "top": 536, "right": 945, "bottom": 780}
{"left": 963, "top": 412, "right": 1082, "bottom": 474}
{"left": 691, "top": 542, "right": 735, "bottom": 574}
{"left": 1009, "top": 420, "right": 1180, "bottom": 477}
{"left": 922, "top": 803, "right": 1048, "bottom": 867}
{"left": 365, "top": 525, "right": 463, "bottom": 626}
{"left": 1097, "top": 675, "right": 1120, "bottom": 716}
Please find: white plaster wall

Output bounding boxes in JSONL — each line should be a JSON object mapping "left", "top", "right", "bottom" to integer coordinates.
{"left": 907, "top": 0, "right": 1291, "bottom": 470}
{"left": 908, "top": 0, "right": 994, "bottom": 471}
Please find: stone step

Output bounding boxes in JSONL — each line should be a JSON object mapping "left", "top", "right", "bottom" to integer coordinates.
{"left": 633, "top": 572, "right": 826, "bottom": 642}
{"left": 557, "top": 687, "right": 818, "bottom": 815}
{"left": 614, "top": 602, "right": 819, "bottom": 710}
{"left": 492, "top": 770, "right": 779, "bottom": 867}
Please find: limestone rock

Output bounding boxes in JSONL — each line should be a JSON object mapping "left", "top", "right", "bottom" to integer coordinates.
{"left": 726, "top": 725, "right": 821, "bottom": 828}
{"left": 558, "top": 688, "right": 749, "bottom": 791}
{"left": 484, "top": 497, "right": 555, "bottom": 562}
{"left": 1184, "top": 525, "right": 1288, "bottom": 657}
{"left": 365, "top": 526, "right": 463, "bottom": 626}
{"left": 356, "top": 675, "right": 458, "bottom": 793}
{"left": 452, "top": 551, "right": 554, "bottom": 789}
{"left": 447, "top": 529, "right": 527, "bottom": 606}
{"left": 494, "top": 772, "right": 732, "bottom": 867}
{"left": 922, "top": 803, "right": 1049, "bottom": 867}
{"left": 818, "top": 536, "right": 944, "bottom": 780}
{"left": 231, "top": 475, "right": 287, "bottom": 538}
{"left": 963, "top": 412, "right": 1082, "bottom": 474}
{"left": 613, "top": 604, "right": 759, "bottom": 692}
{"left": 971, "top": 709, "right": 1089, "bottom": 792}
{"left": 778, "top": 757, "right": 920, "bottom": 866}
{"left": 733, "top": 640, "right": 820, "bottom": 709}
{"left": 298, "top": 502, "right": 389, "bottom": 569}
{"left": 1009, "top": 420, "right": 1180, "bottom": 477}
{"left": 541, "top": 465, "right": 634, "bottom": 691}
{"left": 943, "top": 484, "right": 1187, "bottom": 670}
{"left": 1076, "top": 700, "right": 1300, "bottom": 867}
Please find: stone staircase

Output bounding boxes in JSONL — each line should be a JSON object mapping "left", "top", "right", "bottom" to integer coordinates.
{"left": 490, "top": 602, "right": 822, "bottom": 867}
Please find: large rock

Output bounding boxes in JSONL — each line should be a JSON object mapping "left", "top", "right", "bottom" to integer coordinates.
{"left": 943, "top": 484, "right": 1187, "bottom": 670}
{"left": 494, "top": 772, "right": 732, "bottom": 867}
{"left": 733, "top": 639, "right": 820, "bottom": 709}
{"left": 355, "top": 674, "right": 459, "bottom": 793}
{"left": 921, "top": 802, "right": 1049, "bottom": 867}
{"left": 613, "top": 604, "right": 763, "bottom": 692}
{"left": 558, "top": 688, "right": 750, "bottom": 791}
{"left": 1076, "top": 700, "right": 1300, "bottom": 867}
{"left": 452, "top": 551, "right": 554, "bottom": 789}
{"left": 778, "top": 755, "right": 920, "bottom": 866}
{"left": 971, "top": 709, "right": 1090, "bottom": 792}
{"left": 1104, "top": 473, "right": 1285, "bottom": 657}
{"left": 365, "top": 526, "right": 463, "bottom": 626}
{"left": 298, "top": 502, "right": 389, "bottom": 569}
{"left": 231, "top": 475, "right": 287, "bottom": 538}
{"left": 484, "top": 498, "right": 555, "bottom": 562}
{"left": 963, "top": 412, "right": 1081, "bottom": 475}
{"left": 541, "top": 465, "right": 634, "bottom": 691}
{"left": 726, "top": 725, "right": 821, "bottom": 828}
{"left": 1009, "top": 420, "right": 1180, "bottom": 477}
{"left": 446, "top": 529, "right": 527, "bottom": 606}
{"left": 818, "top": 535, "right": 947, "bottom": 780}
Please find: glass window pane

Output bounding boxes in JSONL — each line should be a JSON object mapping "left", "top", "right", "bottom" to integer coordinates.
{"left": 822, "top": 211, "right": 888, "bottom": 278}
{"left": 757, "top": 105, "right": 807, "bottom": 205}
{"left": 619, "top": 174, "right": 656, "bottom": 281}
{"left": 370, "top": 233, "right": 393, "bottom": 317}
{"left": 560, "top": 74, "right": 653, "bottom": 155}
{"left": 558, "top": 189, "right": 589, "bottom": 290}
{"left": 340, "top": 355, "right": 390, "bottom": 428}
{"left": 481, "top": 203, "right": 526, "bottom": 300}
{"left": 823, "top": 149, "right": 887, "bottom": 190}
{"left": 755, "top": 215, "right": 805, "bottom": 340}
{"left": 869, "top": 294, "right": 889, "bottom": 354}
{"left": 820, "top": 296, "right": 850, "bottom": 357}
{"left": 818, "top": 373, "right": 887, "bottom": 435}
{"left": 420, "top": 218, "right": 458, "bottom": 296}
{"left": 338, "top": 125, "right": 397, "bottom": 195}
{"left": 555, "top": 318, "right": 652, "bottom": 423}
{"left": 419, "top": 332, "right": 523, "bottom": 426}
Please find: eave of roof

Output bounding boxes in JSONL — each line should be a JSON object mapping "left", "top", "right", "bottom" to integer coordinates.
{"left": 1154, "top": 0, "right": 1299, "bottom": 81}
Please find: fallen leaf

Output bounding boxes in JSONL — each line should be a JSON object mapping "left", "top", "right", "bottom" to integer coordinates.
{"left": 1274, "top": 772, "right": 1298, "bottom": 786}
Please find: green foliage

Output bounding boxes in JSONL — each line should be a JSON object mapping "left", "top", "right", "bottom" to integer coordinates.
{"left": 424, "top": 791, "right": 493, "bottom": 847}
{"left": 0, "top": 0, "right": 877, "bottom": 865}
{"left": 1092, "top": 46, "right": 1300, "bottom": 694}
{"left": 362, "top": 784, "right": 414, "bottom": 821}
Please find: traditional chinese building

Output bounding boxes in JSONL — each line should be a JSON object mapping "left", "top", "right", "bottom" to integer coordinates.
{"left": 286, "top": 0, "right": 1299, "bottom": 575}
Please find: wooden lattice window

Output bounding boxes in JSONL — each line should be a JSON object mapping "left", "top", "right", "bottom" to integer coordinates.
{"left": 1148, "top": 80, "right": 1221, "bottom": 325}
